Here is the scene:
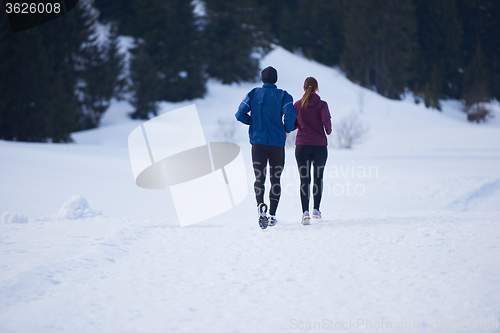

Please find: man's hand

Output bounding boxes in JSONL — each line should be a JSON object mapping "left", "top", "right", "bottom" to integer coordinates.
{"left": 286, "top": 132, "right": 289, "bottom": 137}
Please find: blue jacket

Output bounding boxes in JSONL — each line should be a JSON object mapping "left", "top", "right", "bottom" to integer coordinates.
{"left": 235, "top": 83, "right": 296, "bottom": 147}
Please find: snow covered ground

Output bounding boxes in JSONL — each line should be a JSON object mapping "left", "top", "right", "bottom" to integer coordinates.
{"left": 1, "top": 47, "right": 500, "bottom": 332}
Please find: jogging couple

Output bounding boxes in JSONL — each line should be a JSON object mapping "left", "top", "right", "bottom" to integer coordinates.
{"left": 235, "top": 66, "right": 332, "bottom": 229}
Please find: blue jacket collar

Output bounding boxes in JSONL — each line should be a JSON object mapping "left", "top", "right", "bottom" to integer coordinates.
{"left": 262, "top": 83, "right": 277, "bottom": 88}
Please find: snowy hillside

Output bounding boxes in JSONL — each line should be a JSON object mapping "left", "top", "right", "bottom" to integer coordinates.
{"left": 1, "top": 47, "right": 499, "bottom": 332}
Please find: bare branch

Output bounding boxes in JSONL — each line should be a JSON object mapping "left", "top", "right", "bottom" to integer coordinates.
{"left": 333, "top": 112, "right": 369, "bottom": 149}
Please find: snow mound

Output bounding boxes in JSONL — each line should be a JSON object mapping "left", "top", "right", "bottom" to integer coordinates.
{"left": 2, "top": 211, "right": 28, "bottom": 224}
{"left": 53, "top": 196, "right": 102, "bottom": 220}
{"left": 447, "top": 179, "right": 500, "bottom": 212}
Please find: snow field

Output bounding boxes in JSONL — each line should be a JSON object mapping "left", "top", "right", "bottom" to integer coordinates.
{"left": 1, "top": 211, "right": 499, "bottom": 332}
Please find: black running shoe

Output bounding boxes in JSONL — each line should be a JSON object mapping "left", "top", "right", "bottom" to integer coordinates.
{"left": 257, "top": 203, "right": 268, "bottom": 229}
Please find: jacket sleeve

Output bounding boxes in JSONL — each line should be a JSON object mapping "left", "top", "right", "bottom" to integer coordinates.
{"left": 235, "top": 93, "right": 251, "bottom": 125}
{"left": 321, "top": 102, "right": 332, "bottom": 135}
{"left": 282, "top": 92, "right": 296, "bottom": 133}
{"left": 292, "top": 102, "right": 299, "bottom": 131}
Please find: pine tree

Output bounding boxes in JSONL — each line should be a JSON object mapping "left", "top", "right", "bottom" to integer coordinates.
{"left": 77, "top": 23, "right": 125, "bottom": 130}
{"left": 125, "top": 0, "right": 206, "bottom": 118}
{"left": 463, "top": 40, "right": 489, "bottom": 105}
{"left": 275, "top": 0, "right": 299, "bottom": 52}
{"left": 462, "top": 40, "right": 491, "bottom": 122}
{"left": 0, "top": 22, "right": 52, "bottom": 141}
{"left": 262, "top": 0, "right": 344, "bottom": 67}
{"left": 340, "top": 0, "right": 377, "bottom": 90}
{"left": 249, "top": 0, "right": 287, "bottom": 45}
{"left": 38, "top": 0, "right": 98, "bottom": 141}
{"left": 422, "top": 65, "right": 442, "bottom": 110}
{"left": 413, "top": 0, "right": 461, "bottom": 108}
{"left": 0, "top": 15, "right": 10, "bottom": 136}
{"left": 281, "top": 0, "right": 344, "bottom": 66}
{"left": 457, "top": 0, "right": 500, "bottom": 101}
{"left": 93, "top": 0, "right": 135, "bottom": 35}
{"left": 0, "top": 1, "right": 123, "bottom": 142}
{"left": 129, "top": 42, "right": 161, "bottom": 119}
{"left": 307, "top": 0, "right": 344, "bottom": 66}
{"left": 340, "top": 0, "right": 417, "bottom": 99}
{"left": 203, "top": 0, "right": 270, "bottom": 84}
{"left": 159, "top": 0, "right": 207, "bottom": 101}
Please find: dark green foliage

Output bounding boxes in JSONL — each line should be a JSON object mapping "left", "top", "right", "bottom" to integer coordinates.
{"left": 340, "top": 1, "right": 377, "bottom": 90}
{"left": 77, "top": 25, "right": 125, "bottom": 130}
{"left": 0, "top": 2, "right": 123, "bottom": 142}
{"left": 129, "top": 43, "right": 161, "bottom": 119}
{"left": 0, "top": 23, "right": 51, "bottom": 141}
{"left": 93, "top": 0, "right": 499, "bottom": 117}
{"left": 156, "top": 0, "right": 207, "bottom": 101}
{"left": 270, "top": 0, "right": 498, "bottom": 107}
{"left": 97, "top": 0, "right": 207, "bottom": 119}
{"left": 3, "top": 0, "right": 500, "bottom": 139}
{"left": 249, "top": 0, "right": 287, "bottom": 45}
{"left": 249, "top": 0, "right": 498, "bottom": 109}
{"left": 0, "top": 16, "right": 12, "bottom": 138}
{"left": 203, "top": 0, "right": 270, "bottom": 83}
{"left": 93, "top": 0, "right": 135, "bottom": 34}
{"left": 457, "top": 0, "right": 500, "bottom": 101}
{"left": 462, "top": 39, "right": 490, "bottom": 122}
{"left": 341, "top": 0, "right": 417, "bottom": 99}
{"left": 305, "top": 0, "right": 345, "bottom": 66}
{"left": 0, "top": 7, "right": 82, "bottom": 142}
{"left": 412, "top": 0, "right": 461, "bottom": 109}
{"left": 269, "top": 0, "right": 344, "bottom": 66}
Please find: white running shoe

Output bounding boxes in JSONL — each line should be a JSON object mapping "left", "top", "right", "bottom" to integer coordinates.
{"left": 312, "top": 209, "right": 322, "bottom": 219}
{"left": 301, "top": 211, "right": 311, "bottom": 225}
{"left": 268, "top": 215, "right": 278, "bottom": 227}
{"left": 257, "top": 203, "right": 268, "bottom": 229}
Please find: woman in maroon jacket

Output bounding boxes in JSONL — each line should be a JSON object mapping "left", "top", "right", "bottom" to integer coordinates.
{"left": 293, "top": 77, "right": 332, "bottom": 225}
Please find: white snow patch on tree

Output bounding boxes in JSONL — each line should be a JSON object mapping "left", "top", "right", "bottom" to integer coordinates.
{"left": 191, "top": 0, "right": 206, "bottom": 17}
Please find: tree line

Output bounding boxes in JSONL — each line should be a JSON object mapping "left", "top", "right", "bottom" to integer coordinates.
{"left": 0, "top": 1, "right": 124, "bottom": 142}
{"left": 1, "top": 0, "right": 498, "bottom": 142}
{"left": 271, "top": 0, "right": 499, "bottom": 117}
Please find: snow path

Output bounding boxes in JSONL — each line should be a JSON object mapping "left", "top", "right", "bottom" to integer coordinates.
{"left": 1, "top": 212, "right": 499, "bottom": 332}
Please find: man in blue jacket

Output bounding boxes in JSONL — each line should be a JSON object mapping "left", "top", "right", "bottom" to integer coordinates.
{"left": 235, "top": 66, "right": 296, "bottom": 229}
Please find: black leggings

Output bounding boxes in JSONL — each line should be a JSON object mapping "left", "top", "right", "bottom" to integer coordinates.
{"left": 252, "top": 144, "right": 285, "bottom": 215}
{"left": 295, "top": 145, "right": 328, "bottom": 213}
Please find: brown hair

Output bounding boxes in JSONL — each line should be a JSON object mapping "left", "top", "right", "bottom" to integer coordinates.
{"left": 301, "top": 77, "right": 318, "bottom": 108}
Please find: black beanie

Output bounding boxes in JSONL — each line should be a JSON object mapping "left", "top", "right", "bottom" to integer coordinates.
{"left": 261, "top": 66, "right": 278, "bottom": 84}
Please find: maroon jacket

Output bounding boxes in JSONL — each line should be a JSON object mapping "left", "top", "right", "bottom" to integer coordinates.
{"left": 293, "top": 93, "right": 332, "bottom": 146}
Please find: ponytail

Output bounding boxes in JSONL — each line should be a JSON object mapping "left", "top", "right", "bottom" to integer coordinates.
{"left": 301, "top": 77, "right": 318, "bottom": 108}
